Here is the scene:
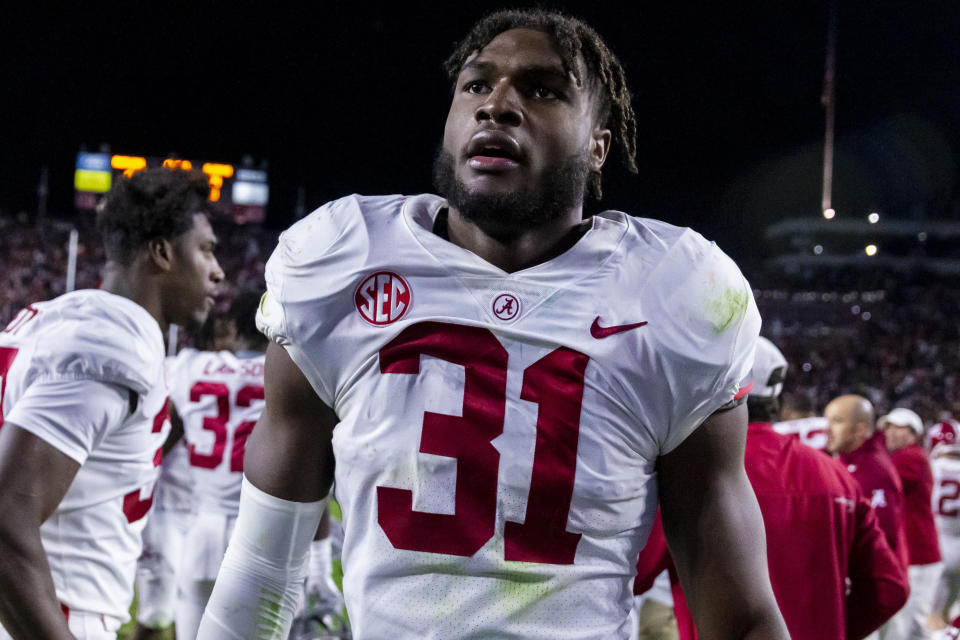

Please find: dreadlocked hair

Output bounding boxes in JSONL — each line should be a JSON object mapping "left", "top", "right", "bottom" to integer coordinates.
{"left": 444, "top": 8, "right": 638, "bottom": 200}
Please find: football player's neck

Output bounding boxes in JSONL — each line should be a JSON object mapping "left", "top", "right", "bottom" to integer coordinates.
{"left": 100, "top": 262, "right": 167, "bottom": 332}
{"left": 444, "top": 206, "right": 589, "bottom": 273}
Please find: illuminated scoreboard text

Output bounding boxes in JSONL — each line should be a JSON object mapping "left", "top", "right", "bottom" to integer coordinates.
{"left": 74, "top": 151, "right": 268, "bottom": 224}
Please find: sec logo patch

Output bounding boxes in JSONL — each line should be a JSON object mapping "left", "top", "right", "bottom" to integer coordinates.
{"left": 355, "top": 272, "right": 411, "bottom": 325}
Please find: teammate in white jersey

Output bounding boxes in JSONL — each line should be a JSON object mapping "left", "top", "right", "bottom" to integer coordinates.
{"left": 200, "top": 9, "right": 787, "bottom": 640}
{"left": 931, "top": 421, "right": 960, "bottom": 627}
{"left": 0, "top": 168, "right": 223, "bottom": 640}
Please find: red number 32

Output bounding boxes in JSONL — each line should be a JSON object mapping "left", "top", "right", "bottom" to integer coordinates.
{"left": 377, "top": 322, "right": 588, "bottom": 565}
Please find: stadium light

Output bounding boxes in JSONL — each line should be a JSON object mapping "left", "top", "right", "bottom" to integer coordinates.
{"left": 823, "top": 208, "right": 836, "bottom": 219}
{"left": 868, "top": 212, "right": 880, "bottom": 224}
{"left": 865, "top": 244, "right": 878, "bottom": 256}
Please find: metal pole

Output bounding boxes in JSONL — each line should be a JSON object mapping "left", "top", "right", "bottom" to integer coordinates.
{"left": 65, "top": 228, "right": 79, "bottom": 292}
{"left": 821, "top": 1, "right": 838, "bottom": 215}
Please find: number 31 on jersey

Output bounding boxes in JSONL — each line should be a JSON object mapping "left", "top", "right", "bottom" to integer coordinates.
{"left": 377, "top": 321, "right": 587, "bottom": 565}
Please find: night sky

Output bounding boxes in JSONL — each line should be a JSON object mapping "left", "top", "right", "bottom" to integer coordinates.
{"left": 2, "top": 1, "right": 958, "bottom": 261}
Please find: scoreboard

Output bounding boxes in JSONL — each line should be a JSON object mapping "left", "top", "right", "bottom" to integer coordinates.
{"left": 74, "top": 151, "right": 269, "bottom": 224}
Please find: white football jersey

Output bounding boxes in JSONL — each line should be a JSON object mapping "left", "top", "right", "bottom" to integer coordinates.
{"left": 933, "top": 456, "right": 960, "bottom": 544}
{"left": 773, "top": 416, "right": 828, "bottom": 451}
{"left": 257, "top": 194, "right": 760, "bottom": 639}
{"left": 0, "top": 289, "right": 168, "bottom": 621}
{"left": 168, "top": 348, "right": 265, "bottom": 515}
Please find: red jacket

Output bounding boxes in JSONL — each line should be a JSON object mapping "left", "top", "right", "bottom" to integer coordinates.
{"left": 890, "top": 443, "right": 942, "bottom": 565}
{"left": 839, "top": 431, "right": 911, "bottom": 571}
{"left": 636, "top": 423, "right": 909, "bottom": 640}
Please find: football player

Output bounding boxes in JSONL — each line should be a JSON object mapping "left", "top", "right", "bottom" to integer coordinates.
{"left": 931, "top": 420, "right": 960, "bottom": 629}
{"left": 199, "top": 9, "right": 787, "bottom": 640}
{"left": 0, "top": 168, "right": 223, "bottom": 639}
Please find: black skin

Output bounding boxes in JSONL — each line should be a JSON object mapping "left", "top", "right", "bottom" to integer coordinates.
{"left": 0, "top": 214, "right": 223, "bottom": 639}
{"left": 242, "top": 27, "right": 787, "bottom": 640}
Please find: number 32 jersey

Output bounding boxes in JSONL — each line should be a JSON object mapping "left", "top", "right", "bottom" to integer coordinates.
{"left": 257, "top": 194, "right": 761, "bottom": 639}
{"left": 168, "top": 348, "right": 265, "bottom": 515}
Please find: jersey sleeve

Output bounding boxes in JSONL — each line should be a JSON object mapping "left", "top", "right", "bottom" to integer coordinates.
{"left": 29, "top": 299, "right": 162, "bottom": 397}
{"left": 5, "top": 378, "right": 131, "bottom": 464}
{"left": 644, "top": 231, "right": 761, "bottom": 454}
{"left": 256, "top": 198, "right": 357, "bottom": 406}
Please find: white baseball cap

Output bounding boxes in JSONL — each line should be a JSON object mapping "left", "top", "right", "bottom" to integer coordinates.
{"left": 880, "top": 408, "right": 924, "bottom": 437}
{"left": 749, "top": 336, "right": 788, "bottom": 399}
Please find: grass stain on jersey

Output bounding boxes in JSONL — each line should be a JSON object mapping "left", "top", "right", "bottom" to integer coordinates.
{"left": 492, "top": 565, "right": 559, "bottom": 623}
{"left": 705, "top": 286, "right": 748, "bottom": 334}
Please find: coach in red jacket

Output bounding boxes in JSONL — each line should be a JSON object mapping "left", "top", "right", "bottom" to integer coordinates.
{"left": 636, "top": 339, "right": 908, "bottom": 639}
{"left": 881, "top": 407, "right": 943, "bottom": 639}
{"left": 826, "top": 394, "right": 912, "bottom": 573}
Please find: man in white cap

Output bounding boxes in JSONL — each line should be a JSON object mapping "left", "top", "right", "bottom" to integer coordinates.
{"left": 881, "top": 407, "right": 943, "bottom": 639}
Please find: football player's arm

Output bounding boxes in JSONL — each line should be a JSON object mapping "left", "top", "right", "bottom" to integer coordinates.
{"left": 198, "top": 341, "right": 336, "bottom": 640}
{"left": 846, "top": 495, "right": 909, "bottom": 639}
{"left": 0, "top": 424, "right": 79, "bottom": 639}
{"left": 658, "top": 404, "right": 789, "bottom": 640}
{"left": 242, "top": 341, "right": 336, "bottom": 501}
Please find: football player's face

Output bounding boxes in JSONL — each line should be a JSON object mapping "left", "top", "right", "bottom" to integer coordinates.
{"left": 165, "top": 213, "right": 224, "bottom": 329}
{"left": 441, "top": 28, "right": 608, "bottom": 203}
{"left": 884, "top": 423, "right": 916, "bottom": 452}
{"left": 824, "top": 401, "right": 860, "bottom": 455}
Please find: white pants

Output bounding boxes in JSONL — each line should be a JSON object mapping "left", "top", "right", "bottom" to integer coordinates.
{"left": 0, "top": 609, "right": 121, "bottom": 640}
{"left": 881, "top": 562, "right": 944, "bottom": 640}
{"left": 135, "top": 506, "right": 194, "bottom": 628}
{"left": 935, "top": 537, "right": 960, "bottom": 621}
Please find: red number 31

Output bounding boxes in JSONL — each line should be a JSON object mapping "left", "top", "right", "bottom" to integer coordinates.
{"left": 377, "top": 321, "right": 587, "bottom": 565}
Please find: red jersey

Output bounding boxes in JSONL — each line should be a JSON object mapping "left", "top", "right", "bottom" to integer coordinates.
{"left": 839, "top": 431, "right": 911, "bottom": 570}
{"left": 636, "top": 423, "right": 909, "bottom": 640}
{"left": 890, "top": 443, "right": 942, "bottom": 565}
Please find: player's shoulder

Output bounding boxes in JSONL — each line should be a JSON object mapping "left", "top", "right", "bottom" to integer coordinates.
{"left": 28, "top": 289, "right": 164, "bottom": 395}
{"left": 276, "top": 193, "right": 410, "bottom": 261}
{"left": 611, "top": 213, "right": 759, "bottom": 363}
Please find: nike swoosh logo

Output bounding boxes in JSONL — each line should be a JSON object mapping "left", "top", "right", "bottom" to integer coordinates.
{"left": 590, "top": 316, "right": 648, "bottom": 339}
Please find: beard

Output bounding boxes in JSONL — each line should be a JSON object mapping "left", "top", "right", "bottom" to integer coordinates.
{"left": 432, "top": 146, "right": 591, "bottom": 239}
